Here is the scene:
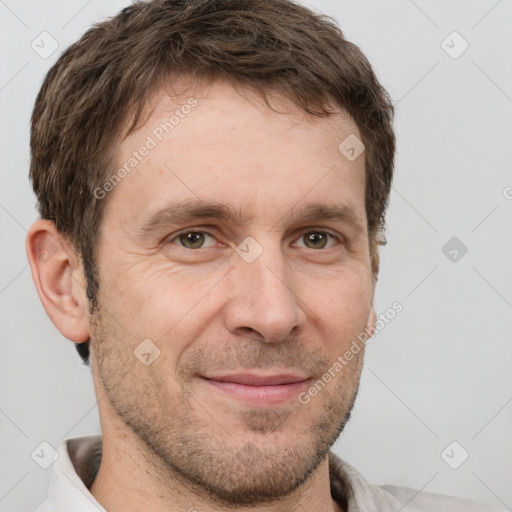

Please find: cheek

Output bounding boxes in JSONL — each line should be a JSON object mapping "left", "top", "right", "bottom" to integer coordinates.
{"left": 95, "top": 263, "right": 226, "bottom": 374}
{"left": 304, "top": 266, "right": 372, "bottom": 316}
{"left": 101, "top": 258, "right": 216, "bottom": 324}
{"left": 303, "top": 272, "right": 373, "bottom": 353}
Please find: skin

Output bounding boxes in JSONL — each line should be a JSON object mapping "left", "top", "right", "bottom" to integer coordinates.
{"left": 27, "top": 78, "right": 377, "bottom": 512}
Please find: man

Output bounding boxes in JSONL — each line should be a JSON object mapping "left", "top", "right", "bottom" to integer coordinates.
{"left": 25, "top": 0, "right": 502, "bottom": 510}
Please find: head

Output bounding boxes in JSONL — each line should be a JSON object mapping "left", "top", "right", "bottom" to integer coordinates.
{"left": 27, "top": 0, "right": 394, "bottom": 506}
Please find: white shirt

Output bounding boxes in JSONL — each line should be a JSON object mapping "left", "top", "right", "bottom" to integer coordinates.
{"left": 35, "top": 436, "right": 504, "bottom": 511}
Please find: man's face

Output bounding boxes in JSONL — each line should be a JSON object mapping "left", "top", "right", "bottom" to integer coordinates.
{"left": 89, "top": 79, "right": 376, "bottom": 505}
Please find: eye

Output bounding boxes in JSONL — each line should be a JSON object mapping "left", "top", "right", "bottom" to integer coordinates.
{"left": 170, "top": 231, "right": 217, "bottom": 249}
{"left": 294, "top": 230, "right": 341, "bottom": 249}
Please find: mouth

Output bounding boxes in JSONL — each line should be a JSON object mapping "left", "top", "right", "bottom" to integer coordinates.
{"left": 199, "top": 372, "right": 311, "bottom": 407}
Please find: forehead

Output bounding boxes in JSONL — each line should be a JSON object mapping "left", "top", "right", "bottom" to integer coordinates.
{"left": 104, "top": 78, "right": 367, "bottom": 231}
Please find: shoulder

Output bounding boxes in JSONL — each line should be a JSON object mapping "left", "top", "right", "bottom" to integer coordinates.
{"left": 379, "top": 484, "right": 506, "bottom": 512}
{"left": 328, "top": 452, "right": 505, "bottom": 512}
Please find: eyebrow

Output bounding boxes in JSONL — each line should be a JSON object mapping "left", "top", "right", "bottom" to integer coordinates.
{"left": 138, "top": 200, "right": 251, "bottom": 236}
{"left": 287, "top": 203, "right": 366, "bottom": 233}
{"left": 137, "top": 199, "right": 366, "bottom": 237}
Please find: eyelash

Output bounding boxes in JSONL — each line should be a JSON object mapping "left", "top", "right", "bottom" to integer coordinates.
{"left": 166, "top": 228, "right": 344, "bottom": 250}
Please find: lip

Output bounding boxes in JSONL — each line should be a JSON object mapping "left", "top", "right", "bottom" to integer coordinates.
{"left": 203, "top": 373, "right": 310, "bottom": 386}
{"left": 200, "top": 372, "right": 311, "bottom": 406}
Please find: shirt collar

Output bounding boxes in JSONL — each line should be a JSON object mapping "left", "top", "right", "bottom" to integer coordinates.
{"left": 39, "top": 436, "right": 105, "bottom": 512}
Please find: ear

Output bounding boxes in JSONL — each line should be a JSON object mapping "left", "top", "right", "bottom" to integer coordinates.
{"left": 366, "top": 270, "right": 378, "bottom": 337}
{"left": 366, "top": 303, "right": 377, "bottom": 338}
{"left": 26, "top": 219, "right": 90, "bottom": 343}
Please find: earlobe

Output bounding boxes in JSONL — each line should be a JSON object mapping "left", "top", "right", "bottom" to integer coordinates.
{"left": 26, "top": 220, "right": 90, "bottom": 343}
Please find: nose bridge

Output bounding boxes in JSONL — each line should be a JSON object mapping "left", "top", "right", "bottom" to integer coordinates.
{"left": 226, "top": 236, "right": 303, "bottom": 342}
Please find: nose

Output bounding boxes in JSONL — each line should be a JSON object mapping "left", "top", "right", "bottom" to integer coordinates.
{"left": 224, "top": 242, "right": 306, "bottom": 343}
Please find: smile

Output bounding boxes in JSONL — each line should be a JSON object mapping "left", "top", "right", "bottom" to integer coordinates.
{"left": 199, "top": 373, "right": 312, "bottom": 407}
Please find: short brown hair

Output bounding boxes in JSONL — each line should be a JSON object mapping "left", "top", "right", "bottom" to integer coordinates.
{"left": 30, "top": 0, "right": 395, "bottom": 365}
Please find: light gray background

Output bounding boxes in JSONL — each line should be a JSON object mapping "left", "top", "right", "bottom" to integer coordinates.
{"left": 1, "top": 0, "right": 511, "bottom": 510}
